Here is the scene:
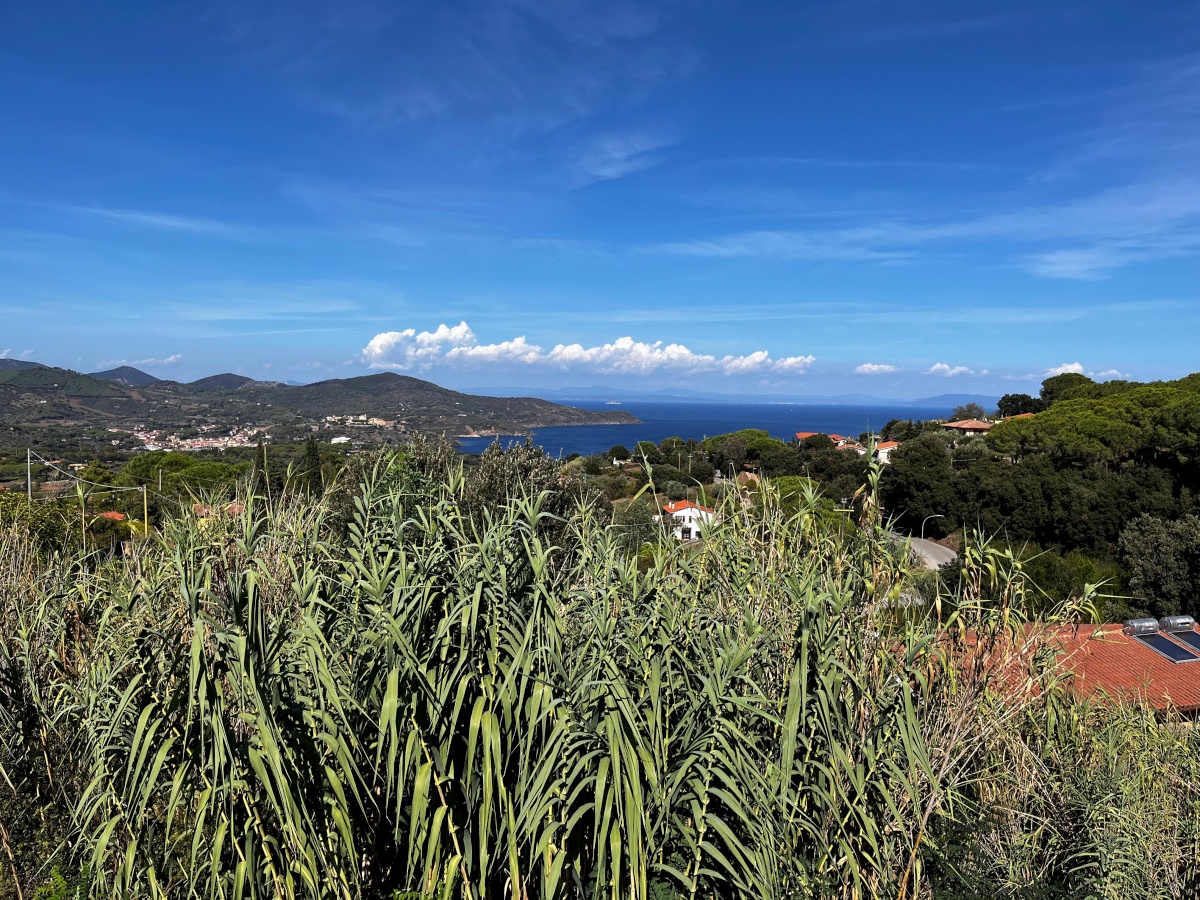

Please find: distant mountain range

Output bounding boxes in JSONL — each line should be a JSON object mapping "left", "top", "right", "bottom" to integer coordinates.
{"left": 0, "top": 362, "right": 637, "bottom": 437}
{"left": 468, "top": 384, "right": 1001, "bottom": 411}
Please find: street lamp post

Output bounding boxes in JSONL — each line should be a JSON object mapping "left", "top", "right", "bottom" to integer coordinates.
{"left": 921, "top": 514, "right": 944, "bottom": 541}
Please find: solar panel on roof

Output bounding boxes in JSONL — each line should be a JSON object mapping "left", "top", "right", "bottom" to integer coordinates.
{"left": 1135, "top": 633, "right": 1200, "bottom": 663}
{"left": 1169, "top": 630, "right": 1200, "bottom": 653}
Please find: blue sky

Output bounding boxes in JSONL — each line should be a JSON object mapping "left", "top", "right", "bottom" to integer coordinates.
{"left": 2, "top": 1, "right": 1198, "bottom": 397}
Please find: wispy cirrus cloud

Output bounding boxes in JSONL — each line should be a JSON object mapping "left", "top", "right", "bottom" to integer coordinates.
{"left": 361, "top": 321, "right": 815, "bottom": 377}
{"left": 651, "top": 179, "right": 1200, "bottom": 279}
{"left": 98, "top": 354, "right": 183, "bottom": 368}
{"left": 69, "top": 206, "right": 263, "bottom": 240}
{"left": 570, "top": 131, "right": 674, "bottom": 186}
{"left": 831, "top": 14, "right": 1030, "bottom": 48}
{"left": 217, "top": 0, "right": 696, "bottom": 142}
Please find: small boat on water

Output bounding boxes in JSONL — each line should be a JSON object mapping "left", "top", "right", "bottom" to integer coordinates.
{"left": 606, "top": 400, "right": 621, "bottom": 405}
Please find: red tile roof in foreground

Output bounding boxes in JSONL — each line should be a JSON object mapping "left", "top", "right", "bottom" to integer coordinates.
{"left": 1055, "top": 624, "right": 1200, "bottom": 712}
{"left": 876, "top": 440, "right": 902, "bottom": 450}
{"left": 794, "top": 431, "right": 822, "bottom": 440}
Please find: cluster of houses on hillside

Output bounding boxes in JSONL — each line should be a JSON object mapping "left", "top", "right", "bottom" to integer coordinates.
{"left": 650, "top": 414, "right": 1027, "bottom": 544}
{"left": 793, "top": 413, "right": 1029, "bottom": 467}
{"left": 112, "top": 424, "right": 263, "bottom": 452}
{"left": 794, "top": 430, "right": 904, "bottom": 464}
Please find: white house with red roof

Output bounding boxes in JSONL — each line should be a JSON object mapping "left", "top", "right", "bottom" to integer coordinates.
{"left": 874, "top": 440, "right": 902, "bottom": 464}
{"left": 658, "top": 499, "right": 718, "bottom": 542}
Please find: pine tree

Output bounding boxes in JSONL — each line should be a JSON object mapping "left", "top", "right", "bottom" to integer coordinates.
{"left": 249, "top": 436, "right": 269, "bottom": 500}
{"left": 303, "top": 436, "right": 323, "bottom": 495}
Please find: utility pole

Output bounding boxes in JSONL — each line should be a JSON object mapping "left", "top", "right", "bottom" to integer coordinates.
{"left": 26, "top": 449, "right": 32, "bottom": 500}
{"left": 142, "top": 486, "right": 149, "bottom": 539}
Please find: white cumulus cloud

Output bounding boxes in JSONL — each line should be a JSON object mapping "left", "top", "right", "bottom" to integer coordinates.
{"left": 361, "top": 322, "right": 815, "bottom": 377}
{"left": 855, "top": 363, "right": 900, "bottom": 375}
{"left": 446, "top": 335, "right": 544, "bottom": 364}
{"left": 362, "top": 322, "right": 478, "bottom": 369}
{"left": 929, "top": 362, "right": 974, "bottom": 377}
{"left": 1005, "top": 362, "right": 1132, "bottom": 381}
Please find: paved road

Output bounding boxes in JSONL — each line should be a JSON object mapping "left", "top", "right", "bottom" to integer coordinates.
{"left": 893, "top": 534, "right": 957, "bottom": 570}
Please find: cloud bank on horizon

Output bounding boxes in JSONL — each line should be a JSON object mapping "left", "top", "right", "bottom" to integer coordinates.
{"left": 358, "top": 323, "right": 1134, "bottom": 390}
{"left": 361, "top": 323, "right": 815, "bottom": 376}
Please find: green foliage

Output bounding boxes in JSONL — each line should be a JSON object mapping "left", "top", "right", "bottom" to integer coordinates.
{"left": 31, "top": 869, "right": 89, "bottom": 900}
{"left": 1118, "top": 514, "right": 1200, "bottom": 618}
{"left": 117, "top": 450, "right": 247, "bottom": 500}
{"left": 613, "top": 495, "right": 659, "bottom": 550}
{"left": 880, "top": 433, "right": 958, "bottom": 538}
{"left": 1017, "top": 547, "right": 1125, "bottom": 616}
{"left": 997, "top": 393, "right": 1047, "bottom": 417}
{"left": 2, "top": 450, "right": 1198, "bottom": 899}
{"left": 634, "top": 440, "right": 663, "bottom": 464}
{"left": 1040, "top": 372, "right": 1100, "bottom": 404}
{"left": 302, "top": 435, "right": 323, "bottom": 493}
{"left": 950, "top": 402, "right": 988, "bottom": 421}
{"left": 661, "top": 480, "right": 688, "bottom": 501}
{"left": 0, "top": 492, "right": 72, "bottom": 554}
{"left": 990, "top": 371, "right": 1200, "bottom": 462}
{"left": 799, "top": 433, "right": 835, "bottom": 451}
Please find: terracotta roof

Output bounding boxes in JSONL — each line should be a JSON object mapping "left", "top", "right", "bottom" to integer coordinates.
{"left": 828, "top": 433, "right": 846, "bottom": 442}
{"left": 1054, "top": 624, "right": 1200, "bottom": 712}
{"left": 662, "top": 500, "right": 714, "bottom": 515}
{"left": 1007, "top": 412, "right": 1036, "bottom": 419}
{"left": 876, "top": 440, "right": 901, "bottom": 450}
{"left": 940, "top": 419, "right": 993, "bottom": 431}
{"left": 795, "top": 431, "right": 823, "bottom": 440}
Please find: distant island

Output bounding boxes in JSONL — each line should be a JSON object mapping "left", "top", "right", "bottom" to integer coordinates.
{"left": 0, "top": 360, "right": 638, "bottom": 453}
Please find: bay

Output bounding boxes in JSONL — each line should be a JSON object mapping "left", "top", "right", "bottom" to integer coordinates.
{"left": 457, "top": 400, "right": 947, "bottom": 457}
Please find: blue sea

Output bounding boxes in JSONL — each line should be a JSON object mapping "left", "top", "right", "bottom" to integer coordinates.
{"left": 457, "top": 401, "right": 947, "bottom": 457}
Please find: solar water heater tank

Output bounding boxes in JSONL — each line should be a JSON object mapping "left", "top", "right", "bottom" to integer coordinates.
{"left": 1122, "top": 618, "right": 1160, "bottom": 636}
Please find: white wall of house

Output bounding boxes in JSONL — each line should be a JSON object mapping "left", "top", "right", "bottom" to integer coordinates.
{"left": 668, "top": 507, "right": 716, "bottom": 541}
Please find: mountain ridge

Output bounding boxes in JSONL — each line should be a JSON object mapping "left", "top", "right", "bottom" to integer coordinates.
{"left": 0, "top": 365, "right": 637, "bottom": 438}
{"left": 89, "top": 366, "right": 162, "bottom": 387}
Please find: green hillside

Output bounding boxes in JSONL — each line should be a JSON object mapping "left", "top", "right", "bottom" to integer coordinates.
{"left": 0, "top": 366, "right": 125, "bottom": 398}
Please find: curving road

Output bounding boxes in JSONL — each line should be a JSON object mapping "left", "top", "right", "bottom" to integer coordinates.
{"left": 893, "top": 534, "right": 957, "bottom": 570}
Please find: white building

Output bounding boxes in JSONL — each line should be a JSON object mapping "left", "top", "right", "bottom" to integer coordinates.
{"left": 658, "top": 500, "right": 718, "bottom": 542}
{"left": 874, "top": 440, "right": 901, "bottom": 464}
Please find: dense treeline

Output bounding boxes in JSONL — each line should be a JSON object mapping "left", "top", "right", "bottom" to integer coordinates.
{"left": 879, "top": 372, "right": 1200, "bottom": 620}
{"left": 2, "top": 443, "right": 1199, "bottom": 899}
